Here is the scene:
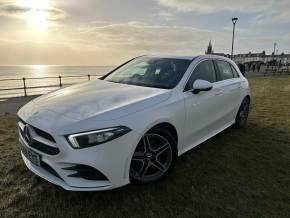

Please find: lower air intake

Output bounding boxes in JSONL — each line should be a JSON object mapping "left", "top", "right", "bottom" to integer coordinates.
{"left": 63, "top": 165, "right": 108, "bottom": 181}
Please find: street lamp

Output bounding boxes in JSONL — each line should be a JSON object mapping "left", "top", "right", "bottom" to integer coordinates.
{"left": 231, "top": 17, "right": 238, "bottom": 60}
{"left": 273, "top": 42, "right": 277, "bottom": 55}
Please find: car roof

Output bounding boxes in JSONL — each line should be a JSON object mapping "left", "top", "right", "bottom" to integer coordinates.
{"left": 142, "top": 55, "right": 198, "bottom": 60}
{"left": 141, "top": 54, "right": 233, "bottom": 62}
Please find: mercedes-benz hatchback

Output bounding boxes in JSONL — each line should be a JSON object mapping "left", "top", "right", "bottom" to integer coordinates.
{"left": 18, "top": 55, "right": 250, "bottom": 191}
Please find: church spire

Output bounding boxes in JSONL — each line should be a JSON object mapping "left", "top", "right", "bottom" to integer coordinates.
{"left": 205, "top": 40, "right": 213, "bottom": 54}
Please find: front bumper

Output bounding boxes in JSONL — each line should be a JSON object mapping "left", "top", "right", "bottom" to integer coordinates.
{"left": 19, "top": 128, "right": 141, "bottom": 191}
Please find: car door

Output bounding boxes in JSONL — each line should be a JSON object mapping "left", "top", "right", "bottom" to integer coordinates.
{"left": 183, "top": 59, "right": 226, "bottom": 151}
{"left": 213, "top": 59, "right": 243, "bottom": 124}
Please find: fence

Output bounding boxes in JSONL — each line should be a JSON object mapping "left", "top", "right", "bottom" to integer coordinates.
{"left": 0, "top": 74, "right": 102, "bottom": 99}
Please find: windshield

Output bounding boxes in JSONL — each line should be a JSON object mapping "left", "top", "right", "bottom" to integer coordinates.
{"left": 103, "top": 57, "right": 192, "bottom": 89}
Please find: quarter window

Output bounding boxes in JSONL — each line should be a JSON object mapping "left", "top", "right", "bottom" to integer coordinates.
{"left": 185, "top": 60, "right": 216, "bottom": 91}
{"left": 215, "top": 60, "right": 234, "bottom": 81}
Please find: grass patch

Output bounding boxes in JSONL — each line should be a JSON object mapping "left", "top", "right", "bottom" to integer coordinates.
{"left": 0, "top": 77, "right": 290, "bottom": 218}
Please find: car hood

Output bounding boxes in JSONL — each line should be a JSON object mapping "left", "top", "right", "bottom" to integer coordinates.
{"left": 18, "top": 79, "right": 171, "bottom": 130}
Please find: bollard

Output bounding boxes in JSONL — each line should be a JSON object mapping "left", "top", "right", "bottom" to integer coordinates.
{"left": 22, "top": 77, "right": 27, "bottom": 97}
{"left": 59, "top": 75, "right": 62, "bottom": 87}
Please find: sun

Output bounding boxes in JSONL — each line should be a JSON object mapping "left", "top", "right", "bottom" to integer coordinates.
{"left": 17, "top": 0, "right": 50, "bottom": 27}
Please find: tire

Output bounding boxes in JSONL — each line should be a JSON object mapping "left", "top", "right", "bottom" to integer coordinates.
{"left": 130, "top": 127, "right": 177, "bottom": 184}
{"left": 234, "top": 97, "right": 250, "bottom": 128}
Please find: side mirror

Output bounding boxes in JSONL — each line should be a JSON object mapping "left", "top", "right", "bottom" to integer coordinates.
{"left": 192, "top": 80, "right": 213, "bottom": 94}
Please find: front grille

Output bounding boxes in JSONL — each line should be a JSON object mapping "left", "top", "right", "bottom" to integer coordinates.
{"left": 29, "top": 140, "right": 59, "bottom": 155}
{"left": 33, "top": 127, "right": 56, "bottom": 143}
{"left": 18, "top": 117, "right": 60, "bottom": 155}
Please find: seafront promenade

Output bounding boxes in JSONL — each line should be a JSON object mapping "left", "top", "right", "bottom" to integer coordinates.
{"left": 0, "top": 95, "right": 38, "bottom": 114}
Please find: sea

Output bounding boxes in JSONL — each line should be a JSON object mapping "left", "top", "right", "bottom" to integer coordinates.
{"left": 0, "top": 65, "right": 114, "bottom": 99}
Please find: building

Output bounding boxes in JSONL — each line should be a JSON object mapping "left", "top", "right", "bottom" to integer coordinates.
{"left": 205, "top": 41, "right": 290, "bottom": 65}
{"left": 233, "top": 52, "right": 290, "bottom": 65}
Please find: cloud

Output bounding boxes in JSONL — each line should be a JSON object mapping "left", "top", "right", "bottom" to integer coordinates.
{"left": 0, "top": 4, "right": 29, "bottom": 14}
{"left": 158, "top": 10, "right": 175, "bottom": 21}
{"left": 0, "top": 22, "right": 226, "bottom": 65}
{"left": 75, "top": 20, "right": 290, "bottom": 59}
{"left": 0, "top": 3, "right": 66, "bottom": 20}
{"left": 76, "top": 21, "right": 228, "bottom": 56}
{"left": 1, "top": 19, "right": 289, "bottom": 65}
{"left": 156, "top": 0, "right": 290, "bottom": 15}
{"left": 223, "top": 26, "right": 247, "bottom": 34}
{"left": 255, "top": 10, "right": 290, "bottom": 25}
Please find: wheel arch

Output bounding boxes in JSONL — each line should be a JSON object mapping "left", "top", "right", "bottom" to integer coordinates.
{"left": 245, "top": 94, "right": 251, "bottom": 102}
{"left": 125, "top": 121, "right": 179, "bottom": 181}
{"left": 148, "top": 122, "right": 178, "bottom": 144}
{"left": 129, "top": 122, "right": 178, "bottom": 183}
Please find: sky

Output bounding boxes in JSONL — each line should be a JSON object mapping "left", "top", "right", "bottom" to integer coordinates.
{"left": 0, "top": 0, "right": 289, "bottom": 66}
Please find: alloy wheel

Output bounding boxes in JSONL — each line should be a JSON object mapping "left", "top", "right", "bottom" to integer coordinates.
{"left": 130, "top": 133, "right": 173, "bottom": 182}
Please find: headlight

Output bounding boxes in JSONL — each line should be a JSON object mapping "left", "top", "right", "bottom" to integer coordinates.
{"left": 67, "top": 126, "right": 131, "bottom": 149}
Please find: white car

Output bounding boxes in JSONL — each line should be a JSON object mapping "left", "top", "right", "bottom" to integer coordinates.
{"left": 17, "top": 55, "right": 250, "bottom": 191}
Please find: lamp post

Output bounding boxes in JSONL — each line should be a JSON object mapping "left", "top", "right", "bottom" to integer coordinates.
{"left": 273, "top": 42, "right": 277, "bottom": 63}
{"left": 273, "top": 42, "right": 277, "bottom": 55}
{"left": 231, "top": 17, "right": 238, "bottom": 60}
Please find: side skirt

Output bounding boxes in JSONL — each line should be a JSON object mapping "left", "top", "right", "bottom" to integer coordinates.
{"left": 178, "top": 120, "right": 235, "bottom": 156}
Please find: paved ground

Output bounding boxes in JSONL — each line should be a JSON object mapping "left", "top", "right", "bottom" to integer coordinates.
{"left": 0, "top": 95, "right": 38, "bottom": 115}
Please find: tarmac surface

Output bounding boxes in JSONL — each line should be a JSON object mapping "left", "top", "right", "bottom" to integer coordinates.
{"left": 0, "top": 95, "right": 38, "bottom": 114}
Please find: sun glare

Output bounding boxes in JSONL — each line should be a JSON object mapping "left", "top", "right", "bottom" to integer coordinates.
{"left": 30, "top": 65, "right": 48, "bottom": 69}
{"left": 17, "top": 0, "right": 50, "bottom": 27}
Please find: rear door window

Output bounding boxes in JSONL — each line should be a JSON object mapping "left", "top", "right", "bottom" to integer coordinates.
{"left": 215, "top": 60, "right": 234, "bottom": 81}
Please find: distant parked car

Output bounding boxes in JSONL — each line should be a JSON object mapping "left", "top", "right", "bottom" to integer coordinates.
{"left": 17, "top": 55, "right": 250, "bottom": 191}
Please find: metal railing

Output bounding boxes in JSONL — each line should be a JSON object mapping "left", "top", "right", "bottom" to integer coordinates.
{"left": 0, "top": 74, "right": 102, "bottom": 98}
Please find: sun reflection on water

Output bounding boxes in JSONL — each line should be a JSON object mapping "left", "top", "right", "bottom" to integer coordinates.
{"left": 29, "top": 65, "right": 49, "bottom": 77}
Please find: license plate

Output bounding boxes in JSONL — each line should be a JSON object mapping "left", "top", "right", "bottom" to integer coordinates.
{"left": 21, "top": 145, "right": 41, "bottom": 166}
